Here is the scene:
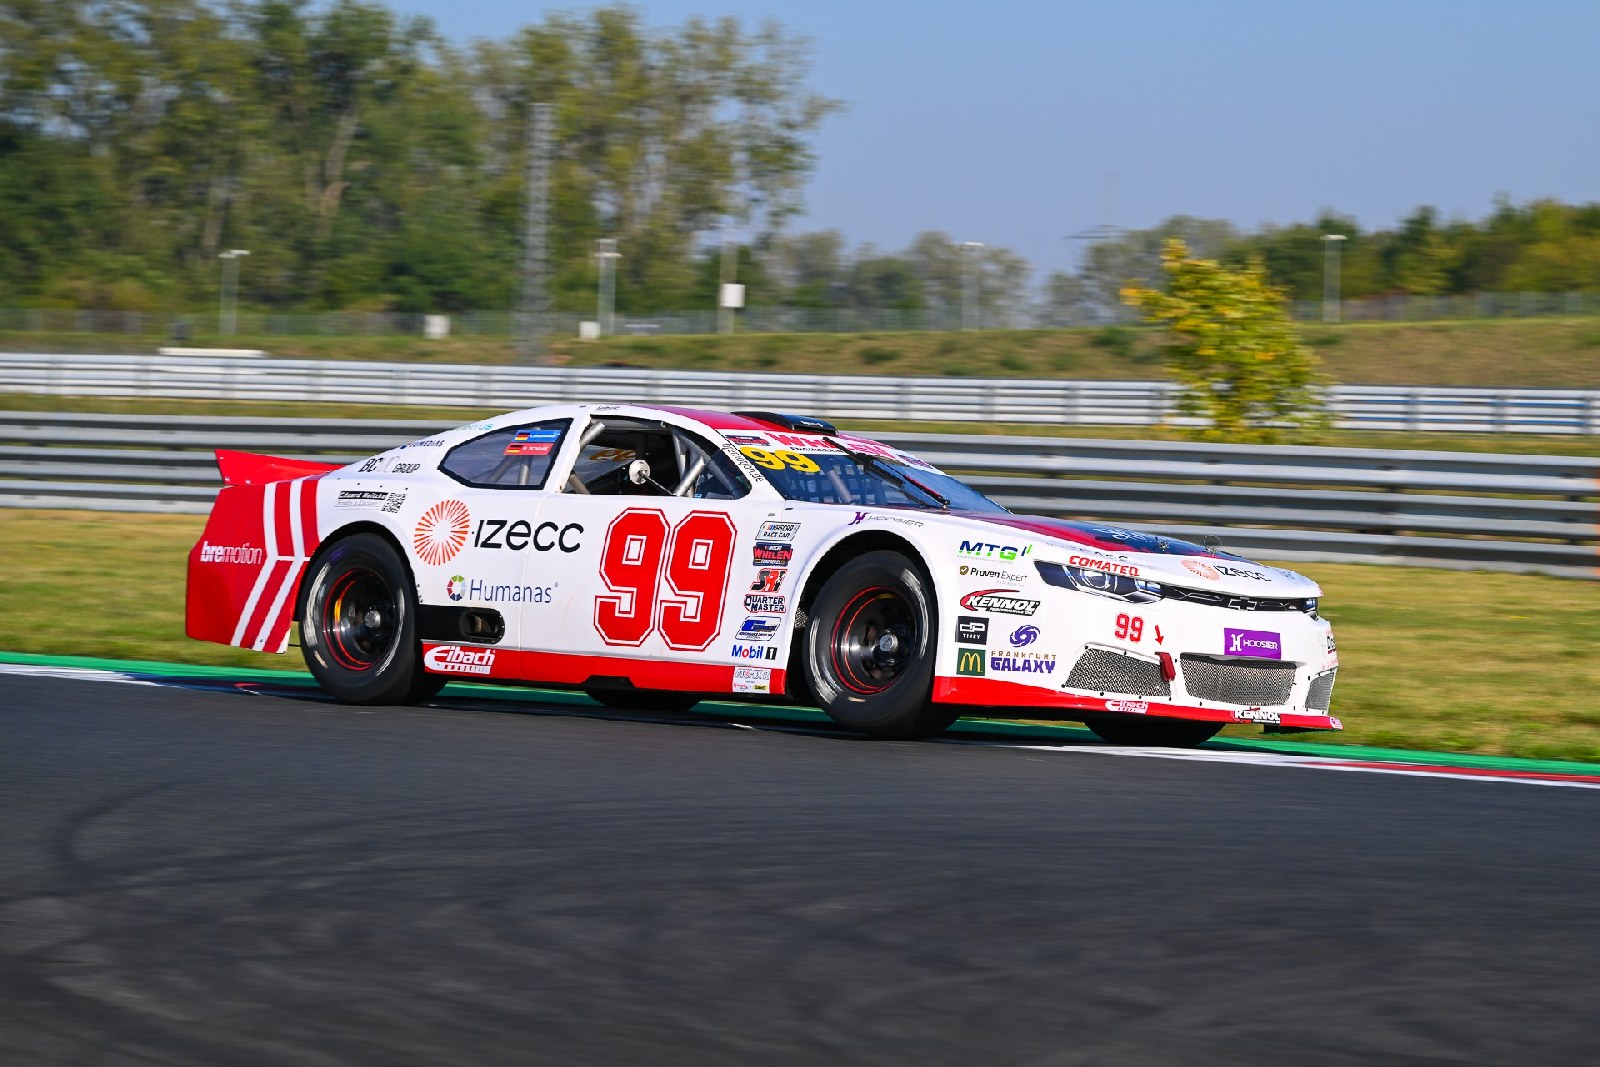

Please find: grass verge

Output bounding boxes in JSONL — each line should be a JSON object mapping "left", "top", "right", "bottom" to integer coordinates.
{"left": 5, "top": 316, "right": 1600, "bottom": 387}
{"left": 3, "top": 509, "right": 1596, "bottom": 761}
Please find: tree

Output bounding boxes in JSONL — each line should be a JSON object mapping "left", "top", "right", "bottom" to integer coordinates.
{"left": 1121, "top": 239, "right": 1326, "bottom": 444}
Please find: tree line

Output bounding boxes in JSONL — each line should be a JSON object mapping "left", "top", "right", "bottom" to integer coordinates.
{"left": 1042, "top": 200, "right": 1600, "bottom": 324}
{"left": 3, "top": 2, "right": 1599, "bottom": 322}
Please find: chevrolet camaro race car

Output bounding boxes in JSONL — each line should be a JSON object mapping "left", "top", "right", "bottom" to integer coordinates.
{"left": 186, "top": 404, "right": 1341, "bottom": 745}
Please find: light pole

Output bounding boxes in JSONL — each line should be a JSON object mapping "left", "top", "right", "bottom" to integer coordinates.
{"left": 218, "top": 249, "right": 249, "bottom": 336}
{"left": 1321, "top": 234, "right": 1346, "bottom": 324}
{"left": 960, "top": 241, "right": 986, "bottom": 330}
{"left": 719, "top": 221, "right": 737, "bottom": 335}
{"left": 595, "top": 238, "right": 620, "bottom": 336}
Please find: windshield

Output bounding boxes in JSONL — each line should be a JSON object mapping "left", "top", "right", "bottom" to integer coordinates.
{"left": 734, "top": 444, "right": 1007, "bottom": 513}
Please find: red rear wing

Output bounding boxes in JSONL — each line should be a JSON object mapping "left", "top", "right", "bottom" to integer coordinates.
{"left": 216, "top": 449, "right": 340, "bottom": 486}
{"left": 186, "top": 453, "right": 328, "bottom": 652}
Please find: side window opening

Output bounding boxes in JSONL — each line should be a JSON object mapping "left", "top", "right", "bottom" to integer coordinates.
{"left": 440, "top": 420, "right": 570, "bottom": 489}
{"left": 565, "top": 419, "right": 749, "bottom": 499}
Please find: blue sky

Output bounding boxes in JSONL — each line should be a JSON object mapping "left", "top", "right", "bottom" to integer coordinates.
{"left": 385, "top": 0, "right": 1599, "bottom": 277}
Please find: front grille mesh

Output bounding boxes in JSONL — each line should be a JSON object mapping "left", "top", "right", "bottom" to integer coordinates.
{"left": 1064, "top": 648, "right": 1170, "bottom": 697}
{"left": 1180, "top": 655, "right": 1297, "bottom": 706}
{"left": 1305, "top": 670, "right": 1337, "bottom": 712}
{"left": 1161, "top": 587, "right": 1313, "bottom": 612}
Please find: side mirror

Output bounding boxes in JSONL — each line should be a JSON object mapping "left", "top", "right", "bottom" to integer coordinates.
{"left": 626, "top": 458, "right": 652, "bottom": 486}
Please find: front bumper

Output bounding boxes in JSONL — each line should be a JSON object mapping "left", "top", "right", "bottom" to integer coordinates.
{"left": 932, "top": 592, "right": 1341, "bottom": 731}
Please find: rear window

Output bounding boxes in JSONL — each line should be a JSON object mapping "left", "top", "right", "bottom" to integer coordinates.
{"left": 440, "top": 420, "right": 571, "bottom": 489}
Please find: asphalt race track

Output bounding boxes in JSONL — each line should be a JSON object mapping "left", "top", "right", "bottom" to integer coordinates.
{"left": 3, "top": 673, "right": 1597, "bottom": 1066}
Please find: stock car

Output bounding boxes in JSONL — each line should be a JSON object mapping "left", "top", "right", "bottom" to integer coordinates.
{"left": 185, "top": 404, "right": 1341, "bottom": 745}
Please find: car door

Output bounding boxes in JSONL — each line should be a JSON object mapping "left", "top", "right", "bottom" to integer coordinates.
{"left": 527, "top": 418, "right": 769, "bottom": 690}
{"left": 429, "top": 418, "right": 573, "bottom": 650}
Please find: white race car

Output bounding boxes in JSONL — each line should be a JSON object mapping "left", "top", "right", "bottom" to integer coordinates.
{"left": 186, "top": 404, "right": 1340, "bottom": 745}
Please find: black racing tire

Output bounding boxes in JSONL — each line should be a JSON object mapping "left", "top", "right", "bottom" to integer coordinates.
{"left": 300, "top": 532, "right": 438, "bottom": 705}
{"left": 803, "top": 549, "right": 955, "bottom": 740}
{"left": 1086, "top": 716, "right": 1223, "bottom": 748}
{"left": 584, "top": 687, "right": 701, "bottom": 714}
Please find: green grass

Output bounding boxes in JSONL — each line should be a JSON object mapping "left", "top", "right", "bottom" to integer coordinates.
{"left": 5, "top": 391, "right": 1598, "bottom": 457}
{"left": 2, "top": 509, "right": 1597, "bottom": 761}
{"left": 6, "top": 316, "right": 1600, "bottom": 387}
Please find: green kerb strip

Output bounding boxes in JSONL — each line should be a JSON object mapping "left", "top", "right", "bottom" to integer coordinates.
{"left": 7, "top": 650, "right": 1600, "bottom": 778}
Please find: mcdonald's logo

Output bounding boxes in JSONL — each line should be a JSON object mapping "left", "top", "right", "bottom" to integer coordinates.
{"left": 955, "top": 647, "right": 986, "bottom": 677}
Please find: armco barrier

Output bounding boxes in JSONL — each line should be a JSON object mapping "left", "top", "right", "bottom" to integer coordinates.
{"left": 4, "top": 352, "right": 1600, "bottom": 433}
{"left": 2, "top": 411, "right": 1595, "bottom": 578}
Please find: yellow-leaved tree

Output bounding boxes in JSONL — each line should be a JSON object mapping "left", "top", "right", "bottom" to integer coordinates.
{"left": 1121, "top": 238, "right": 1327, "bottom": 443}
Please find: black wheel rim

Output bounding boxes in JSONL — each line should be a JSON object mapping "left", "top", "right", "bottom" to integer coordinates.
{"left": 320, "top": 566, "right": 398, "bottom": 672}
{"left": 829, "top": 585, "right": 918, "bottom": 695}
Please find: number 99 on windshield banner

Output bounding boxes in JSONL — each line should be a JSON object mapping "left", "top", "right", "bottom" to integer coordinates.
{"left": 738, "top": 446, "right": 821, "bottom": 474}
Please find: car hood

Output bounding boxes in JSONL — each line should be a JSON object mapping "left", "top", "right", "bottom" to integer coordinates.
{"left": 953, "top": 512, "right": 1322, "bottom": 598}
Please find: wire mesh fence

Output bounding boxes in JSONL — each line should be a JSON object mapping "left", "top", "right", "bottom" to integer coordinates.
{"left": 2, "top": 291, "right": 1598, "bottom": 340}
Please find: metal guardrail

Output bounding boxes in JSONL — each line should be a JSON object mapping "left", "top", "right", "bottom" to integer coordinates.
{"left": 3, "top": 352, "right": 1600, "bottom": 434}
{"left": 2, "top": 411, "right": 1595, "bottom": 579}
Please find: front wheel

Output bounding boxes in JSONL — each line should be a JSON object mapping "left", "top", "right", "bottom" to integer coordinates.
{"left": 1085, "top": 716, "right": 1222, "bottom": 748}
{"left": 300, "top": 532, "right": 441, "bottom": 705}
{"left": 803, "top": 550, "right": 955, "bottom": 740}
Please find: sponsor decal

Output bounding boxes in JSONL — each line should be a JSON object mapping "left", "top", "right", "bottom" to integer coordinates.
{"left": 424, "top": 644, "right": 495, "bottom": 675}
{"left": 960, "top": 564, "right": 1030, "bottom": 583}
{"left": 461, "top": 420, "right": 497, "bottom": 433}
{"left": 1182, "top": 560, "right": 1220, "bottom": 581}
{"left": 725, "top": 433, "right": 770, "bottom": 446}
{"left": 757, "top": 520, "right": 800, "bottom": 541}
{"left": 503, "top": 427, "right": 563, "bottom": 457}
{"left": 955, "top": 616, "right": 989, "bottom": 645}
{"left": 752, "top": 542, "right": 793, "bottom": 566}
{"left": 989, "top": 651, "right": 1056, "bottom": 675}
{"left": 357, "top": 456, "right": 385, "bottom": 473}
{"left": 733, "top": 666, "right": 772, "bottom": 694}
{"left": 380, "top": 492, "right": 405, "bottom": 514}
{"left": 404, "top": 438, "right": 446, "bottom": 449}
{"left": 1225, "top": 628, "right": 1282, "bottom": 659}
{"left": 749, "top": 568, "right": 787, "bottom": 593}
{"left": 1215, "top": 564, "right": 1268, "bottom": 581}
{"left": 1325, "top": 631, "right": 1337, "bottom": 653}
{"left": 737, "top": 617, "right": 779, "bottom": 642}
{"left": 958, "top": 589, "right": 1040, "bottom": 616}
{"left": 955, "top": 647, "right": 987, "bottom": 676}
{"left": 731, "top": 643, "right": 780, "bottom": 661}
{"left": 744, "top": 594, "right": 787, "bottom": 614}
{"left": 414, "top": 499, "right": 471, "bottom": 567}
{"left": 392, "top": 462, "right": 421, "bottom": 475}
{"left": 1067, "top": 554, "right": 1139, "bottom": 578}
{"left": 1105, "top": 699, "right": 1148, "bottom": 714}
{"left": 850, "top": 512, "right": 925, "bottom": 528}
{"left": 336, "top": 489, "right": 391, "bottom": 510}
{"left": 446, "top": 577, "right": 554, "bottom": 604}
{"left": 958, "top": 540, "right": 1033, "bottom": 561}
{"left": 1233, "top": 708, "right": 1282, "bottom": 724}
{"left": 198, "top": 540, "right": 264, "bottom": 565}
{"left": 1009, "top": 625, "right": 1040, "bottom": 648}
{"left": 471, "top": 519, "right": 583, "bottom": 553}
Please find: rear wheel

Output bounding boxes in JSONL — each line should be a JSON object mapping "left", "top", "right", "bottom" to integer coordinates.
{"left": 300, "top": 532, "right": 442, "bottom": 705}
{"left": 584, "top": 687, "right": 701, "bottom": 714}
{"left": 1086, "top": 716, "right": 1222, "bottom": 748}
{"left": 803, "top": 550, "right": 955, "bottom": 740}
